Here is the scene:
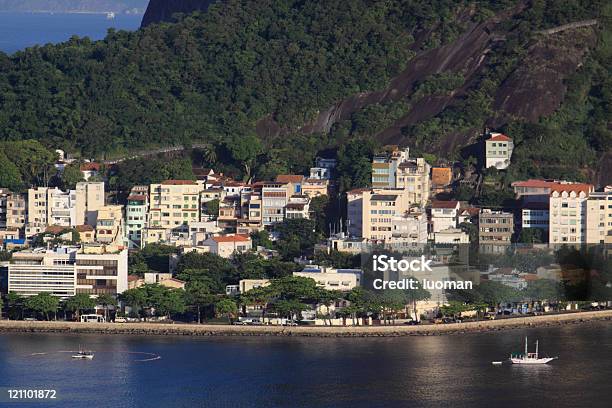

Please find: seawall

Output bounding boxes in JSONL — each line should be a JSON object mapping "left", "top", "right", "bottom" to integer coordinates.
{"left": 1, "top": 310, "right": 611, "bottom": 337}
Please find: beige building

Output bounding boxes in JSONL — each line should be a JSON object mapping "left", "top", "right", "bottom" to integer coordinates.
{"left": 361, "top": 189, "right": 417, "bottom": 241}
{"left": 371, "top": 147, "right": 430, "bottom": 206}
{"left": 75, "top": 182, "right": 105, "bottom": 226}
{"left": 479, "top": 209, "right": 514, "bottom": 253}
{"left": 394, "top": 158, "right": 431, "bottom": 206}
{"left": 434, "top": 228, "right": 470, "bottom": 245}
{"left": 549, "top": 184, "right": 593, "bottom": 245}
{"left": 95, "top": 205, "right": 125, "bottom": 247}
{"left": 301, "top": 178, "right": 329, "bottom": 198}
{"left": 149, "top": 180, "right": 202, "bottom": 229}
{"left": 27, "top": 182, "right": 104, "bottom": 230}
{"left": 0, "top": 190, "right": 26, "bottom": 229}
{"left": 391, "top": 209, "right": 428, "bottom": 244}
{"left": 485, "top": 133, "right": 513, "bottom": 169}
{"left": 239, "top": 279, "right": 270, "bottom": 293}
{"left": 293, "top": 265, "right": 362, "bottom": 291}
{"left": 584, "top": 186, "right": 611, "bottom": 244}
{"left": 202, "top": 234, "right": 252, "bottom": 258}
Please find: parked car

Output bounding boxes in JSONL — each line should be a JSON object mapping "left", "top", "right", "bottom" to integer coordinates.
{"left": 404, "top": 320, "right": 421, "bottom": 325}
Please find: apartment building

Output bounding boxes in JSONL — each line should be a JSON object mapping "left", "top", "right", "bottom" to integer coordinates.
{"left": 27, "top": 187, "right": 76, "bottom": 227}
{"left": 485, "top": 133, "right": 513, "bottom": 169}
{"left": 585, "top": 186, "right": 612, "bottom": 244}
{"left": 95, "top": 205, "right": 124, "bottom": 247}
{"left": 361, "top": 189, "right": 415, "bottom": 241}
{"left": 371, "top": 147, "right": 409, "bottom": 188}
{"left": 8, "top": 245, "right": 128, "bottom": 298}
{"left": 478, "top": 209, "right": 514, "bottom": 253}
{"left": 391, "top": 209, "right": 428, "bottom": 244}
{"left": 74, "top": 181, "right": 105, "bottom": 226}
{"left": 346, "top": 188, "right": 367, "bottom": 237}
{"left": 549, "top": 184, "right": 593, "bottom": 245}
{"left": 149, "top": 180, "right": 202, "bottom": 229}
{"left": 5, "top": 192, "right": 26, "bottom": 229}
{"left": 126, "top": 186, "right": 149, "bottom": 249}
{"left": 430, "top": 200, "right": 460, "bottom": 234}
{"left": 26, "top": 182, "right": 104, "bottom": 233}
{"left": 262, "top": 182, "right": 289, "bottom": 226}
{"left": 286, "top": 195, "right": 311, "bottom": 220}
{"left": 395, "top": 158, "right": 431, "bottom": 206}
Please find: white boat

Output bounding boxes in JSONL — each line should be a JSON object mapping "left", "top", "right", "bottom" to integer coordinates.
{"left": 106, "top": 12, "right": 116, "bottom": 19}
{"left": 510, "top": 337, "right": 557, "bottom": 365}
{"left": 72, "top": 346, "right": 94, "bottom": 360}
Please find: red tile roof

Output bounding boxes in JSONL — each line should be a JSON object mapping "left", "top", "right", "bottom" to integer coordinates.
{"left": 431, "top": 200, "right": 459, "bottom": 209}
{"left": 488, "top": 133, "right": 512, "bottom": 142}
{"left": 550, "top": 184, "right": 593, "bottom": 195}
{"left": 161, "top": 180, "right": 198, "bottom": 185}
{"left": 80, "top": 162, "right": 101, "bottom": 171}
{"left": 512, "top": 179, "right": 561, "bottom": 188}
{"left": 276, "top": 175, "right": 304, "bottom": 183}
{"left": 45, "top": 225, "right": 70, "bottom": 235}
{"left": 212, "top": 234, "right": 251, "bottom": 243}
{"left": 76, "top": 225, "right": 94, "bottom": 232}
{"left": 127, "top": 194, "right": 147, "bottom": 201}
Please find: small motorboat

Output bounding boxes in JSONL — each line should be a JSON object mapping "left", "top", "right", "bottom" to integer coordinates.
{"left": 72, "top": 345, "right": 94, "bottom": 360}
{"left": 491, "top": 361, "right": 503, "bottom": 365}
{"left": 510, "top": 337, "right": 557, "bottom": 365}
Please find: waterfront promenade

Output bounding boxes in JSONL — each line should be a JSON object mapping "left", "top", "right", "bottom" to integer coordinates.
{"left": 1, "top": 310, "right": 611, "bottom": 337}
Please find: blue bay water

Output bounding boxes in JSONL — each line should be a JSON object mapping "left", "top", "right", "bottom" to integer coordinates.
{"left": 0, "top": 12, "right": 143, "bottom": 54}
{"left": 0, "top": 322, "right": 611, "bottom": 407}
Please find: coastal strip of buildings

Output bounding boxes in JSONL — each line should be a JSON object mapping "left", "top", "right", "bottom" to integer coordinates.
{"left": 1, "top": 131, "right": 611, "bottom": 306}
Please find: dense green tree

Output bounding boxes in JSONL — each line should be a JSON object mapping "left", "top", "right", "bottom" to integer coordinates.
{"left": 0, "top": 150, "right": 23, "bottom": 190}
{"left": 6, "top": 292, "right": 24, "bottom": 320}
{"left": 25, "top": 293, "right": 59, "bottom": 321}
{"left": 185, "top": 281, "right": 215, "bottom": 323}
{"left": 215, "top": 298, "right": 238, "bottom": 323}
{"left": 274, "top": 218, "right": 320, "bottom": 260}
{"left": 59, "top": 165, "right": 85, "bottom": 190}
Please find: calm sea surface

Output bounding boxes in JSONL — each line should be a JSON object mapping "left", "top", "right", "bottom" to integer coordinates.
{"left": 0, "top": 12, "right": 143, "bottom": 54}
{"left": 0, "top": 322, "right": 611, "bottom": 407}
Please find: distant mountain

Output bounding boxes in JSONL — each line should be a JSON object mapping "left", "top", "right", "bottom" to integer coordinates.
{"left": 0, "top": 0, "right": 149, "bottom": 13}
{"left": 141, "top": 0, "right": 216, "bottom": 26}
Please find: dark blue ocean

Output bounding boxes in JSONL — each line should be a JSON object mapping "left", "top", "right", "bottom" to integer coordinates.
{"left": 0, "top": 322, "right": 611, "bottom": 407}
{"left": 0, "top": 12, "right": 143, "bottom": 54}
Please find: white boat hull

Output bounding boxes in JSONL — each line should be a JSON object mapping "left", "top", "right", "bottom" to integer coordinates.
{"left": 72, "top": 355, "right": 94, "bottom": 359}
{"left": 510, "top": 357, "right": 555, "bottom": 365}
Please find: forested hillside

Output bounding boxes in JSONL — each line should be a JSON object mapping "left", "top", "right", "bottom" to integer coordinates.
{"left": 0, "top": 0, "right": 610, "bottom": 185}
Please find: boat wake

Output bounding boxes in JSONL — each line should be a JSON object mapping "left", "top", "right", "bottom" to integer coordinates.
{"left": 26, "top": 350, "right": 161, "bottom": 362}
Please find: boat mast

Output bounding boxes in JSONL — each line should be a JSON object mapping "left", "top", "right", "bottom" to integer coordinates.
{"left": 525, "top": 337, "right": 528, "bottom": 355}
{"left": 535, "top": 340, "right": 539, "bottom": 359}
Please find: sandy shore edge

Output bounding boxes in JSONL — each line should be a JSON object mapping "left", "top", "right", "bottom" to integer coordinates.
{"left": 1, "top": 310, "right": 611, "bottom": 337}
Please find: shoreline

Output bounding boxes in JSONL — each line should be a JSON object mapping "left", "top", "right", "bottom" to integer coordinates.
{"left": 1, "top": 310, "right": 612, "bottom": 337}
